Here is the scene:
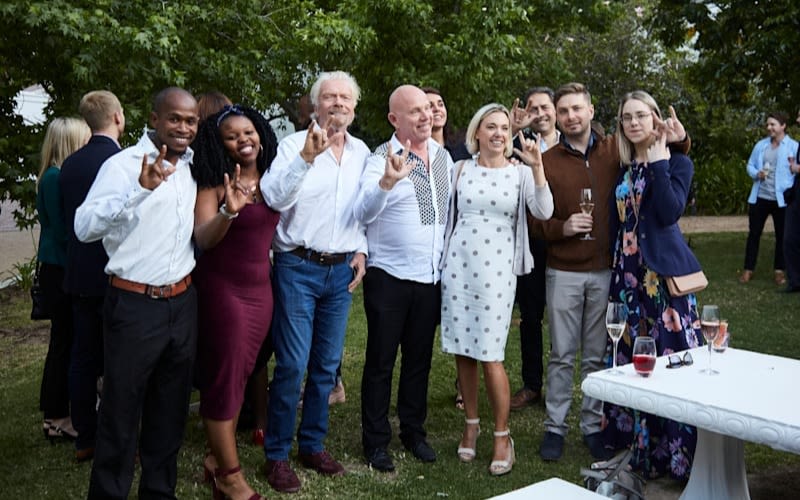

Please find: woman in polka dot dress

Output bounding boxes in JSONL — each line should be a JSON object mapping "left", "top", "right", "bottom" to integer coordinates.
{"left": 440, "top": 103, "right": 553, "bottom": 475}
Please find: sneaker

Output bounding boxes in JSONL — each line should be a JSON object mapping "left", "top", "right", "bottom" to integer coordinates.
{"left": 405, "top": 440, "right": 436, "bottom": 463}
{"left": 539, "top": 431, "right": 564, "bottom": 461}
{"left": 583, "top": 431, "right": 614, "bottom": 460}
{"left": 365, "top": 447, "right": 395, "bottom": 472}
{"left": 264, "top": 459, "right": 301, "bottom": 493}
{"left": 299, "top": 450, "right": 345, "bottom": 476}
{"left": 509, "top": 387, "right": 541, "bottom": 410}
{"left": 329, "top": 380, "right": 346, "bottom": 405}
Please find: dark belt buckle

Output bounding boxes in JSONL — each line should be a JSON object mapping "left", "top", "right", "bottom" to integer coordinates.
{"left": 147, "top": 284, "right": 171, "bottom": 299}
{"left": 319, "top": 252, "right": 333, "bottom": 265}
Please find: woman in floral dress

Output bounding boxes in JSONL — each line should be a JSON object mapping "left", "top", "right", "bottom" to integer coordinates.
{"left": 602, "top": 91, "right": 703, "bottom": 481}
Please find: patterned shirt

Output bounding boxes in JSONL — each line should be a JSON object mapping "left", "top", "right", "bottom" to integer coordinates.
{"left": 354, "top": 135, "right": 453, "bottom": 283}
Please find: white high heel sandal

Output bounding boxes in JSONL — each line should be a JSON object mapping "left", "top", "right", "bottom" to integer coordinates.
{"left": 489, "top": 429, "right": 515, "bottom": 476}
{"left": 457, "top": 418, "right": 481, "bottom": 463}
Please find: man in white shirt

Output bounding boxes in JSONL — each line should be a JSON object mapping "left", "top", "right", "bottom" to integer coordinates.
{"left": 354, "top": 84, "right": 453, "bottom": 472}
{"left": 75, "top": 87, "right": 199, "bottom": 499}
{"left": 259, "top": 71, "right": 369, "bottom": 493}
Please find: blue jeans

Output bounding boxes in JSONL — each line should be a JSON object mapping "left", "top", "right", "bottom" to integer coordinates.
{"left": 264, "top": 252, "right": 353, "bottom": 460}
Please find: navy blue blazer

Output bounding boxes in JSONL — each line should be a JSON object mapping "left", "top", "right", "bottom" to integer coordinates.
{"left": 609, "top": 152, "right": 701, "bottom": 277}
{"left": 59, "top": 135, "right": 121, "bottom": 296}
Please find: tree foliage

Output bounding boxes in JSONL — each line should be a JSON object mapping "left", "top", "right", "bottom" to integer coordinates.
{"left": 4, "top": 0, "right": 739, "bottom": 227}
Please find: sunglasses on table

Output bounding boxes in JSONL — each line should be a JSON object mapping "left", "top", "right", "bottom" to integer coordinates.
{"left": 666, "top": 352, "right": 694, "bottom": 369}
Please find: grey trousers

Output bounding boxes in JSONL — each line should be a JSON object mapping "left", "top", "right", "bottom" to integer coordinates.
{"left": 543, "top": 267, "right": 610, "bottom": 437}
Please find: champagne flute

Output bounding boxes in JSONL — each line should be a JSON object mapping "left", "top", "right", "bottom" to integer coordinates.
{"left": 699, "top": 305, "right": 720, "bottom": 375}
{"left": 580, "top": 188, "right": 594, "bottom": 240}
{"left": 605, "top": 302, "right": 626, "bottom": 375}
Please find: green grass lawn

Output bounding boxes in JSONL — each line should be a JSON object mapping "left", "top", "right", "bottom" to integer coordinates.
{"left": 2, "top": 232, "right": 799, "bottom": 499}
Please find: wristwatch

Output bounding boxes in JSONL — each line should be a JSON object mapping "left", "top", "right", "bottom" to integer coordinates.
{"left": 219, "top": 203, "right": 239, "bottom": 219}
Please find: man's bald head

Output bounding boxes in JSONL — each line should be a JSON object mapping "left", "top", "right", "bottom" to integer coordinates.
{"left": 388, "top": 85, "right": 432, "bottom": 145}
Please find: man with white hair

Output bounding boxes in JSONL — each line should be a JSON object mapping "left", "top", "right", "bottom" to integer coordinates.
{"left": 259, "top": 70, "right": 369, "bottom": 493}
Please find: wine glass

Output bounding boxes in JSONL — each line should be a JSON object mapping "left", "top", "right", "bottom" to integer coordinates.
{"left": 605, "top": 302, "right": 626, "bottom": 375}
{"left": 579, "top": 188, "right": 594, "bottom": 240}
{"left": 699, "top": 305, "right": 720, "bottom": 375}
{"left": 632, "top": 337, "right": 657, "bottom": 377}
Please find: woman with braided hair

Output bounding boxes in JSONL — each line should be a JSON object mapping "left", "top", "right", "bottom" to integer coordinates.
{"left": 191, "top": 104, "right": 279, "bottom": 500}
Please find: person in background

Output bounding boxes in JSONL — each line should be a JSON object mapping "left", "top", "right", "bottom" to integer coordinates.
{"left": 507, "top": 86, "right": 560, "bottom": 411}
{"left": 440, "top": 103, "right": 552, "bottom": 476}
{"left": 197, "top": 91, "right": 233, "bottom": 122}
{"left": 191, "top": 104, "right": 279, "bottom": 500}
{"left": 355, "top": 84, "right": 453, "bottom": 472}
{"left": 36, "top": 116, "right": 90, "bottom": 444}
{"left": 601, "top": 90, "right": 703, "bottom": 481}
{"left": 76, "top": 87, "right": 199, "bottom": 499}
{"left": 60, "top": 90, "right": 125, "bottom": 462}
{"left": 259, "top": 71, "right": 368, "bottom": 494}
{"left": 421, "top": 86, "right": 470, "bottom": 410}
{"left": 739, "top": 111, "right": 798, "bottom": 286}
{"left": 784, "top": 110, "right": 800, "bottom": 293}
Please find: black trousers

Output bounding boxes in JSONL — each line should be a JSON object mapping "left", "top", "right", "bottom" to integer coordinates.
{"left": 784, "top": 198, "right": 800, "bottom": 289}
{"left": 70, "top": 294, "right": 104, "bottom": 450}
{"left": 88, "top": 286, "right": 197, "bottom": 500}
{"left": 361, "top": 267, "right": 440, "bottom": 452}
{"left": 39, "top": 263, "right": 73, "bottom": 419}
{"left": 744, "top": 198, "right": 785, "bottom": 271}
{"left": 515, "top": 238, "right": 546, "bottom": 392}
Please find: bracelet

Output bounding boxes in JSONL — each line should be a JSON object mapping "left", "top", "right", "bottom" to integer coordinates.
{"left": 219, "top": 203, "right": 239, "bottom": 219}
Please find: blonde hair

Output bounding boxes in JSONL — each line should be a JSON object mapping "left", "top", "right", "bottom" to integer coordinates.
{"left": 465, "top": 103, "right": 513, "bottom": 157}
{"left": 616, "top": 90, "right": 662, "bottom": 166}
{"left": 37, "top": 117, "right": 90, "bottom": 186}
{"left": 79, "top": 90, "right": 122, "bottom": 131}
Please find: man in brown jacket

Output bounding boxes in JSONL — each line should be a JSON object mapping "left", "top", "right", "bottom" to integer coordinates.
{"left": 532, "top": 83, "right": 687, "bottom": 461}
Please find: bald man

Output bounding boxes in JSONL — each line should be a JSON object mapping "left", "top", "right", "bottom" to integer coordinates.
{"left": 354, "top": 85, "right": 454, "bottom": 471}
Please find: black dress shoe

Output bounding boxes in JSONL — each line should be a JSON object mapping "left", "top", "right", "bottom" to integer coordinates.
{"left": 365, "top": 448, "right": 395, "bottom": 472}
{"left": 779, "top": 286, "right": 800, "bottom": 294}
{"left": 583, "top": 431, "right": 614, "bottom": 460}
{"left": 405, "top": 440, "right": 436, "bottom": 462}
{"left": 539, "top": 431, "right": 564, "bottom": 461}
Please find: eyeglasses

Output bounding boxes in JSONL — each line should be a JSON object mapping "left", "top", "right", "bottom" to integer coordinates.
{"left": 620, "top": 112, "right": 652, "bottom": 125}
{"left": 666, "top": 352, "right": 694, "bottom": 369}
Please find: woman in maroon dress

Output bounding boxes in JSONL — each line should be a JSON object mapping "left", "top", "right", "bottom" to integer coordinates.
{"left": 191, "top": 105, "right": 279, "bottom": 500}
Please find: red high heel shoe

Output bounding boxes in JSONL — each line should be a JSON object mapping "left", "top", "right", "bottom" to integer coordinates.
{"left": 251, "top": 428, "right": 265, "bottom": 447}
{"left": 212, "top": 465, "right": 264, "bottom": 500}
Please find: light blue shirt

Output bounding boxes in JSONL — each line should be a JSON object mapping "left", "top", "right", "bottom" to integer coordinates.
{"left": 746, "top": 135, "right": 799, "bottom": 207}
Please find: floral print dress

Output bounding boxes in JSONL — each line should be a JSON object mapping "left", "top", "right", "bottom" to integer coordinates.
{"left": 602, "top": 161, "right": 702, "bottom": 481}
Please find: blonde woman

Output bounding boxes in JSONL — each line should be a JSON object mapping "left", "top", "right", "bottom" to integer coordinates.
{"left": 36, "top": 117, "right": 90, "bottom": 442}
{"left": 440, "top": 103, "right": 553, "bottom": 475}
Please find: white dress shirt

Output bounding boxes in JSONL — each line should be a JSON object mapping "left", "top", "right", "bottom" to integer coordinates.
{"left": 354, "top": 135, "right": 454, "bottom": 283}
{"left": 260, "top": 128, "right": 369, "bottom": 254}
{"left": 74, "top": 132, "right": 197, "bottom": 286}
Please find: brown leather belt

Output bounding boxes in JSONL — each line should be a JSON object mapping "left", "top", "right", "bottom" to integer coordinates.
{"left": 109, "top": 275, "right": 192, "bottom": 299}
{"left": 289, "top": 247, "right": 348, "bottom": 266}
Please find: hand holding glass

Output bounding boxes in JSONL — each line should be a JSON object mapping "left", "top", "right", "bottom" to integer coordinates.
{"left": 700, "top": 305, "right": 720, "bottom": 375}
{"left": 632, "top": 337, "right": 657, "bottom": 377}
{"left": 580, "top": 188, "right": 594, "bottom": 240}
{"left": 605, "top": 302, "right": 626, "bottom": 375}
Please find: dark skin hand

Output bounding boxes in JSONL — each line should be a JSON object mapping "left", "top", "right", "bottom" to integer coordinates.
{"left": 138, "top": 144, "right": 175, "bottom": 190}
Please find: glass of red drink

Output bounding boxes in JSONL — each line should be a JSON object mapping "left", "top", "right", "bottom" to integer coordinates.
{"left": 632, "top": 337, "right": 657, "bottom": 377}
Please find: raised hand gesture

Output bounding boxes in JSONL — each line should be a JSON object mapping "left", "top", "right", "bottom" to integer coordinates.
{"left": 513, "top": 131, "right": 542, "bottom": 168}
{"left": 511, "top": 97, "right": 534, "bottom": 134}
{"left": 653, "top": 105, "right": 686, "bottom": 144}
{"left": 222, "top": 164, "right": 252, "bottom": 216}
{"left": 646, "top": 130, "right": 670, "bottom": 164}
{"left": 300, "top": 120, "right": 335, "bottom": 164}
{"left": 138, "top": 144, "right": 175, "bottom": 190}
{"left": 378, "top": 140, "right": 414, "bottom": 191}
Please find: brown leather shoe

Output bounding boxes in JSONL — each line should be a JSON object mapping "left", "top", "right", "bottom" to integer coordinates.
{"left": 299, "top": 450, "right": 346, "bottom": 476}
{"left": 739, "top": 270, "right": 753, "bottom": 283}
{"left": 328, "top": 381, "right": 346, "bottom": 405}
{"left": 775, "top": 270, "right": 787, "bottom": 286}
{"left": 75, "top": 447, "right": 95, "bottom": 463}
{"left": 509, "top": 387, "right": 541, "bottom": 410}
{"left": 264, "top": 459, "right": 301, "bottom": 493}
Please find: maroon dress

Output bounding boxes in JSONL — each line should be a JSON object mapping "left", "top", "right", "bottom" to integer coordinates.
{"left": 194, "top": 201, "right": 279, "bottom": 420}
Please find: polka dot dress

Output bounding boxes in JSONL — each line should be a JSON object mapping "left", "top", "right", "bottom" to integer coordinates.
{"left": 441, "top": 160, "right": 520, "bottom": 362}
